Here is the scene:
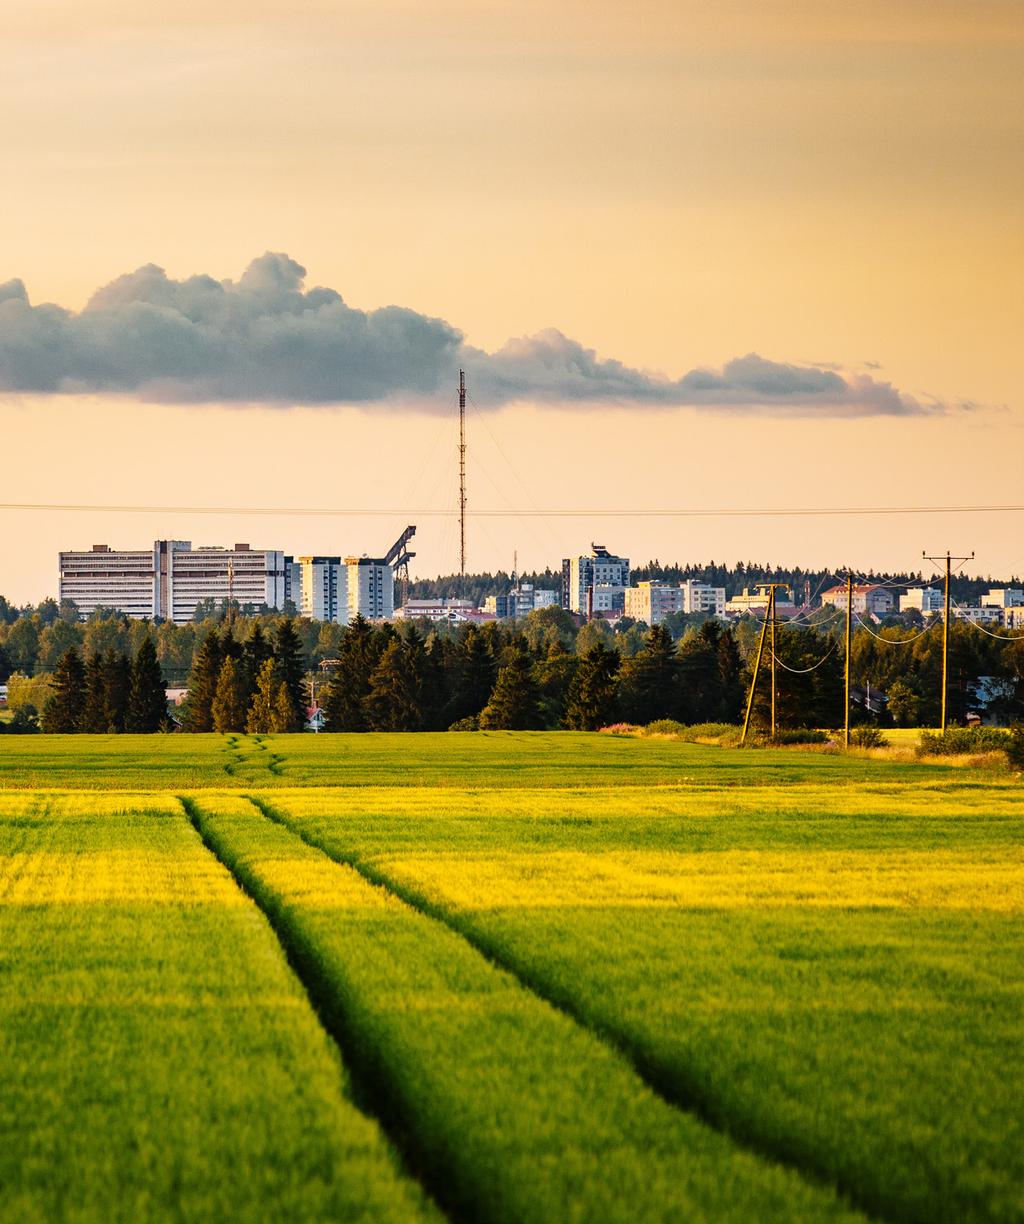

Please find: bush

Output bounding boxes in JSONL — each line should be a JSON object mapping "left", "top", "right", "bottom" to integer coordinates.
{"left": 599, "top": 723, "right": 642, "bottom": 736}
{"left": 644, "top": 719, "right": 687, "bottom": 737}
{"left": 849, "top": 726, "right": 888, "bottom": 749}
{"left": 763, "top": 728, "right": 829, "bottom": 746}
{"left": 676, "top": 722, "right": 741, "bottom": 744}
{"left": 918, "top": 726, "right": 1009, "bottom": 756}
{"left": 447, "top": 715, "right": 479, "bottom": 732}
{"left": 1006, "top": 725, "right": 1024, "bottom": 769}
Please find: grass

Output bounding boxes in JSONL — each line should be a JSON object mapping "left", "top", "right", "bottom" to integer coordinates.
{"left": 263, "top": 779, "right": 1024, "bottom": 1224}
{"left": 186, "top": 792, "right": 862, "bottom": 1224}
{"left": 1, "top": 732, "right": 1021, "bottom": 1222}
{"left": 0, "top": 791, "right": 436, "bottom": 1223}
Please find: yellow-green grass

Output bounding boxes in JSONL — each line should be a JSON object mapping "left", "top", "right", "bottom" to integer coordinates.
{"left": 187, "top": 792, "right": 863, "bottom": 1224}
{"left": 0, "top": 729, "right": 974, "bottom": 790}
{"left": 0, "top": 792, "right": 436, "bottom": 1224}
{"left": 265, "top": 784, "right": 1024, "bottom": 1224}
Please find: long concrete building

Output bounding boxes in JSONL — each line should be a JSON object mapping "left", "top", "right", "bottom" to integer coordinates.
{"left": 59, "top": 541, "right": 291, "bottom": 623}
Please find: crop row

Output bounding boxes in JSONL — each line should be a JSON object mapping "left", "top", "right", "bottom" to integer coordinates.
{"left": 264, "top": 789, "right": 1024, "bottom": 1224}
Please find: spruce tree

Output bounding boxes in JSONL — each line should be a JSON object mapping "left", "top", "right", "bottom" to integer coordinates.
{"left": 533, "top": 639, "right": 578, "bottom": 729}
{"left": 40, "top": 647, "right": 86, "bottom": 733}
{"left": 446, "top": 626, "right": 497, "bottom": 724}
{"left": 365, "top": 639, "right": 424, "bottom": 731}
{"left": 102, "top": 648, "right": 131, "bottom": 732}
{"left": 242, "top": 622, "right": 273, "bottom": 708}
{"left": 184, "top": 631, "right": 222, "bottom": 732}
{"left": 479, "top": 646, "right": 543, "bottom": 730}
{"left": 126, "top": 637, "right": 167, "bottom": 732}
{"left": 320, "top": 616, "right": 375, "bottom": 732}
{"left": 246, "top": 658, "right": 278, "bottom": 734}
{"left": 616, "top": 625, "right": 680, "bottom": 725}
{"left": 211, "top": 656, "right": 247, "bottom": 733}
{"left": 81, "top": 652, "right": 108, "bottom": 733}
{"left": 564, "top": 643, "right": 620, "bottom": 731}
{"left": 272, "top": 679, "right": 301, "bottom": 732}
{"left": 273, "top": 619, "right": 305, "bottom": 730}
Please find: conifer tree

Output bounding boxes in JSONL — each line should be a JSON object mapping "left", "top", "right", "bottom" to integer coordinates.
{"left": 533, "top": 639, "right": 578, "bottom": 729}
{"left": 184, "top": 631, "right": 222, "bottom": 731}
{"left": 446, "top": 626, "right": 497, "bottom": 725}
{"left": 246, "top": 658, "right": 278, "bottom": 734}
{"left": 320, "top": 615, "right": 375, "bottom": 731}
{"left": 242, "top": 622, "right": 273, "bottom": 707}
{"left": 211, "top": 656, "right": 247, "bottom": 733}
{"left": 365, "top": 638, "right": 424, "bottom": 731}
{"left": 564, "top": 643, "right": 620, "bottom": 731}
{"left": 40, "top": 647, "right": 86, "bottom": 733}
{"left": 81, "top": 652, "right": 108, "bottom": 733}
{"left": 272, "top": 678, "right": 301, "bottom": 732}
{"left": 273, "top": 618, "right": 305, "bottom": 730}
{"left": 479, "top": 646, "right": 543, "bottom": 730}
{"left": 126, "top": 637, "right": 167, "bottom": 732}
{"left": 102, "top": 648, "right": 131, "bottom": 732}
{"left": 616, "top": 625, "right": 680, "bottom": 724}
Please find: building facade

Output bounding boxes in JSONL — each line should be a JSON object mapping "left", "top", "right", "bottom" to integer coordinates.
{"left": 820, "top": 583, "right": 895, "bottom": 617}
{"left": 298, "top": 556, "right": 349, "bottom": 624}
{"left": 624, "top": 580, "right": 682, "bottom": 626}
{"left": 59, "top": 541, "right": 289, "bottom": 623}
{"left": 981, "top": 588, "right": 1024, "bottom": 609}
{"left": 679, "top": 580, "right": 727, "bottom": 616}
{"left": 346, "top": 556, "right": 394, "bottom": 620}
{"left": 725, "top": 586, "right": 798, "bottom": 618}
{"left": 899, "top": 587, "right": 944, "bottom": 614}
{"left": 485, "top": 584, "right": 560, "bottom": 619}
{"left": 561, "top": 544, "right": 630, "bottom": 615}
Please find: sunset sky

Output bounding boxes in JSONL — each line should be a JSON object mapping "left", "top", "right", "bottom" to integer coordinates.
{"left": 2, "top": 0, "right": 1022, "bottom": 602}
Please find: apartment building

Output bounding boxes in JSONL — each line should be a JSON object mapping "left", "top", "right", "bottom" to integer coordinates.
{"left": 561, "top": 544, "right": 630, "bottom": 615}
{"left": 820, "top": 583, "right": 895, "bottom": 617}
{"left": 679, "top": 580, "right": 727, "bottom": 616}
{"left": 298, "top": 556, "right": 349, "bottom": 625}
{"left": 624, "top": 580, "right": 682, "bottom": 626}
{"left": 485, "top": 584, "right": 560, "bottom": 619}
{"left": 899, "top": 587, "right": 944, "bottom": 614}
{"left": 346, "top": 556, "right": 394, "bottom": 620}
{"left": 59, "top": 541, "right": 289, "bottom": 623}
{"left": 953, "top": 605, "right": 1004, "bottom": 627}
{"left": 981, "top": 588, "right": 1024, "bottom": 609}
{"left": 725, "top": 586, "right": 798, "bottom": 618}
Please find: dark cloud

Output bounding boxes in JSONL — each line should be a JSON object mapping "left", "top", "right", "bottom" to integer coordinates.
{"left": 0, "top": 253, "right": 944, "bottom": 415}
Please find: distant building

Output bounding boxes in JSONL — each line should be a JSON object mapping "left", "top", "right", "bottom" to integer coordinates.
{"left": 58, "top": 541, "right": 289, "bottom": 623}
{"left": 820, "top": 583, "right": 895, "bottom": 618}
{"left": 562, "top": 544, "right": 630, "bottom": 615}
{"left": 346, "top": 556, "right": 394, "bottom": 621}
{"left": 397, "top": 598, "right": 491, "bottom": 624}
{"left": 981, "top": 588, "right": 1024, "bottom": 609}
{"left": 298, "top": 556, "right": 348, "bottom": 625}
{"left": 953, "top": 605, "right": 1004, "bottom": 626}
{"left": 679, "top": 580, "right": 727, "bottom": 616}
{"left": 899, "top": 587, "right": 944, "bottom": 615}
{"left": 725, "top": 586, "right": 797, "bottom": 618}
{"left": 485, "top": 584, "right": 560, "bottom": 619}
{"left": 624, "top": 580, "right": 682, "bottom": 626}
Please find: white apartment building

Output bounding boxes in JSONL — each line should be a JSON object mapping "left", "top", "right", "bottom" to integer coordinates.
{"left": 953, "top": 605, "right": 1004, "bottom": 626}
{"left": 899, "top": 587, "right": 944, "bottom": 614}
{"left": 298, "top": 556, "right": 349, "bottom": 625}
{"left": 397, "top": 598, "right": 488, "bottom": 624}
{"left": 725, "top": 586, "right": 798, "bottom": 618}
{"left": 59, "top": 541, "right": 289, "bottom": 623}
{"left": 484, "top": 584, "right": 561, "bottom": 619}
{"left": 981, "top": 588, "right": 1024, "bottom": 609}
{"left": 346, "top": 556, "right": 394, "bottom": 620}
{"left": 820, "top": 583, "right": 895, "bottom": 617}
{"left": 679, "top": 580, "right": 727, "bottom": 616}
{"left": 562, "top": 544, "right": 630, "bottom": 615}
{"left": 624, "top": 580, "right": 682, "bottom": 626}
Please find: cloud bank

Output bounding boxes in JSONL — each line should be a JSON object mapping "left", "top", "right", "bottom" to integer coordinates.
{"left": 0, "top": 253, "right": 940, "bottom": 415}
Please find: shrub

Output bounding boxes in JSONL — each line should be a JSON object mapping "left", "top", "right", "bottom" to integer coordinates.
{"left": 763, "top": 728, "right": 829, "bottom": 746}
{"left": 447, "top": 715, "right": 479, "bottom": 732}
{"left": 1006, "top": 724, "right": 1024, "bottom": 770}
{"left": 644, "top": 719, "right": 687, "bottom": 737}
{"left": 599, "top": 723, "right": 641, "bottom": 736}
{"left": 676, "top": 722, "right": 741, "bottom": 744}
{"left": 918, "top": 726, "right": 1009, "bottom": 756}
{"left": 849, "top": 726, "right": 888, "bottom": 749}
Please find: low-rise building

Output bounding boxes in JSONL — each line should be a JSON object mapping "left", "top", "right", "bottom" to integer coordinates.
{"left": 953, "top": 605, "right": 1004, "bottom": 626}
{"left": 398, "top": 598, "right": 480, "bottom": 623}
{"left": 820, "top": 583, "right": 895, "bottom": 617}
{"left": 725, "top": 586, "right": 797, "bottom": 618}
{"left": 900, "top": 586, "right": 944, "bottom": 615}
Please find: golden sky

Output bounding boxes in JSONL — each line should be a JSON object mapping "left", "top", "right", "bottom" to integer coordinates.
{"left": 2, "top": 1, "right": 1023, "bottom": 599}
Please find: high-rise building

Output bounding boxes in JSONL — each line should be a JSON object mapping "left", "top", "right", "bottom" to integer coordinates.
{"left": 297, "top": 556, "right": 349, "bottom": 624}
{"left": 624, "top": 580, "right": 682, "bottom": 626}
{"left": 59, "top": 541, "right": 289, "bottom": 623}
{"left": 561, "top": 544, "right": 630, "bottom": 615}
{"left": 346, "top": 555, "right": 394, "bottom": 620}
{"left": 679, "top": 580, "right": 727, "bottom": 616}
{"left": 899, "top": 587, "right": 944, "bottom": 615}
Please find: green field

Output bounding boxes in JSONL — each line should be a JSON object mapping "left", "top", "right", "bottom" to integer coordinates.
{"left": 1, "top": 733, "right": 1021, "bottom": 1222}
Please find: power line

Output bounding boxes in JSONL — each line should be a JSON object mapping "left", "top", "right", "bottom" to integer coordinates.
{"left": 3, "top": 502, "right": 1024, "bottom": 519}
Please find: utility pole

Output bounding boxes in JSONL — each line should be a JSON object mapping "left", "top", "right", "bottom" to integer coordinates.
{"left": 770, "top": 589, "right": 777, "bottom": 738}
{"left": 741, "top": 585, "right": 790, "bottom": 744}
{"left": 741, "top": 590, "right": 772, "bottom": 746}
{"left": 844, "top": 571, "right": 853, "bottom": 749}
{"left": 458, "top": 369, "right": 467, "bottom": 576}
{"left": 922, "top": 549, "right": 973, "bottom": 731}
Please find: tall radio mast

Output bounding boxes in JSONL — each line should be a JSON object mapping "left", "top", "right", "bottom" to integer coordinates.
{"left": 458, "top": 369, "right": 467, "bottom": 576}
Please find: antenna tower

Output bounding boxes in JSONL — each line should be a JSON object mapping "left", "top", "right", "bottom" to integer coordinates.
{"left": 458, "top": 369, "right": 467, "bottom": 575}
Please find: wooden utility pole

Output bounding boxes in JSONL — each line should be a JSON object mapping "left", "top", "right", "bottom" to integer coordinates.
{"left": 844, "top": 571, "right": 853, "bottom": 749}
{"left": 770, "top": 590, "right": 777, "bottom": 738}
{"left": 741, "top": 591, "right": 772, "bottom": 746}
{"left": 923, "top": 550, "right": 973, "bottom": 731}
{"left": 741, "top": 584, "right": 790, "bottom": 744}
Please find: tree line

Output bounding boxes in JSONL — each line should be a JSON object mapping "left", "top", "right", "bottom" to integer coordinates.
{"left": 28, "top": 638, "right": 168, "bottom": 733}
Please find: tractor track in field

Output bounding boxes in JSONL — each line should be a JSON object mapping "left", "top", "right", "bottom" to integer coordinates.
{"left": 177, "top": 794, "right": 457, "bottom": 1224}
{"left": 244, "top": 794, "right": 893, "bottom": 1224}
